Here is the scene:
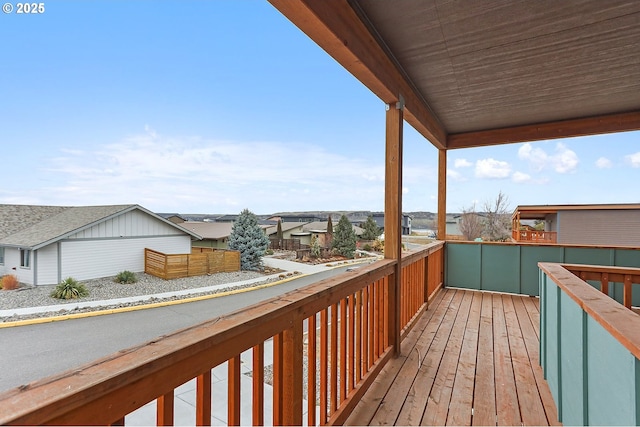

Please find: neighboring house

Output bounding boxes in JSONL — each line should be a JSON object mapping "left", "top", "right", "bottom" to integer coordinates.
{"left": 157, "top": 213, "right": 187, "bottom": 224}
{"left": 370, "top": 213, "right": 412, "bottom": 235}
{"left": 264, "top": 222, "right": 309, "bottom": 239}
{"left": 0, "top": 204, "right": 201, "bottom": 286}
{"left": 512, "top": 203, "right": 640, "bottom": 246}
{"left": 180, "top": 221, "right": 234, "bottom": 249}
{"left": 299, "top": 221, "right": 364, "bottom": 247}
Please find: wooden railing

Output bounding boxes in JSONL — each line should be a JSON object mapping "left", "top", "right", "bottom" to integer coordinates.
{"left": 562, "top": 263, "right": 640, "bottom": 310}
{"left": 512, "top": 229, "right": 557, "bottom": 243}
{"left": 0, "top": 242, "right": 444, "bottom": 426}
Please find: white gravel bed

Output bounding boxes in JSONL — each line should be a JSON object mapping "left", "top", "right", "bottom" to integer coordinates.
{"left": 0, "top": 271, "right": 295, "bottom": 322}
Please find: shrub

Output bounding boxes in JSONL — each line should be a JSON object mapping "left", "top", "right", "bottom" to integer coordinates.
{"left": 1, "top": 274, "right": 19, "bottom": 291}
{"left": 51, "top": 277, "right": 88, "bottom": 300}
{"left": 114, "top": 270, "right": 137, "bottom": 284}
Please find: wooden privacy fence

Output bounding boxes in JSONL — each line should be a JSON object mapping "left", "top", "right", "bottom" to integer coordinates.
{"left": 0, "top": 242, "right": 444, "bottom": 426}
{"left": 144, "top": 248, "right": 240, "bottom": 279}
{"left": 269, "top": 238, "right": 307, "bottom": 251}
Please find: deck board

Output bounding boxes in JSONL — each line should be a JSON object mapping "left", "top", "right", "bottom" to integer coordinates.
{"left": 344, "top": 288, "right": 560, "bottom": 426}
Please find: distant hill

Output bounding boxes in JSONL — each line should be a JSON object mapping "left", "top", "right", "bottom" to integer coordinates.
{"left": 169, "top": 210, "right": 459, "bottom": 230}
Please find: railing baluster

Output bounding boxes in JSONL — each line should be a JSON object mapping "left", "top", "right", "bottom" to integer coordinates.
{"left": 282, "top": 320, "right": 303, "bottom": 425}
{"left": 273, "top": 333, "right": 283, "bottom": 425}
{"left": 196, "top": 372, "right": 211, "bottom": 426}
{"left": 624, "top": 274, "right": 633, "bottom": 309}
{"left": 157, "top": 391, "right": 174, "bottom": 426}
{"left": 340, "top": 298, "right": 347, "bottom": 405}
{"left": 228, "top": 356, "right": 241, "bottom": 426}
{"left": 355, "top": 289, "right": 362, "bottom": 383}
{"left": 320, "top": 308, "right": 328, "bottom": 425}
{"left": 601, "top": 272, "right": 609, "bottom": 296}
{"left": 252, "top": 344, "right": 264, "bottom": 426}
{"left": 330, "top": 303, "right": 338, "bottom": 415}
{"left": 362, "top": 286, "right": 369, "bottom": 374}
{"left": 347, "top": 293, "right": 355, "bottom": 393}
{"left": 307, "top": 315, "right": 316, "bottom": 427}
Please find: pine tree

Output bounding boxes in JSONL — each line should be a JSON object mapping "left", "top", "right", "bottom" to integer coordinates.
{"left": 310, "top": 234, "right": 321, "bottom": 258}
{"left": 331, "top": 214, "right": 357, "bottom": 258}
{"left": 325, "top": 215, "right": 333, "bottom": 248}
{"left": 361, "top": 215, "right": 381, "bottom": 240}
{"left": 228, "top": 209, "right": 270, "bottom": 270}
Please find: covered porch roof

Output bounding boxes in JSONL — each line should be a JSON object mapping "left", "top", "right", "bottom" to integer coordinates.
{"left": 268, "top": 0, "right": 640, "bottom": 240}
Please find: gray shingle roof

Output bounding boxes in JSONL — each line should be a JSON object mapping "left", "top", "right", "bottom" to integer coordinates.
{"left": 0, "top": 204, "right": 201, "bottom": 249}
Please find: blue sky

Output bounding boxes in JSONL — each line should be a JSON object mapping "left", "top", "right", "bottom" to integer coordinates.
{"left": 1, "top": 1, "right": 638, "bottom": 215}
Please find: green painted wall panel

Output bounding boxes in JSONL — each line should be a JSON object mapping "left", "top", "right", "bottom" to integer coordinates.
{"left": 521, "top": 246, "right": 564, "bottom": 296}
{"left": 559, "top": 291, "right": 585, "bottom": 425}
{"left": 587, "top": 316, "right": 637, "bottom": 425}
{"left": 445, "top": 243, "right": 481, "bottom": 289}
{"left": 480, "top": 245, "right": 519, "bottom": 293}
{"left": 564, "top": 247, "right": 611, "bottom": 267}
{"left": 544, "top": 276, "right": 561, "bottom": 412}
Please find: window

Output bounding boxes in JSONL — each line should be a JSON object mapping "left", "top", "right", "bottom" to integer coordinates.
{"left": 0, "top": 247, "right": 4, "bottom": 264}
{"left": 20, "top": 248, "right": 30, "bottom": 268}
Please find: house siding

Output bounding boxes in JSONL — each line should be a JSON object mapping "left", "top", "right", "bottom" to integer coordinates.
{"left": 36, "top": 243, "right": 58, "bottom": 286}
{"left": 59, "top": 235, "right": 191, "bottom": 283}
{"left": 68, "top": 210, "right": 183, "bottom": 239}
{"left": 1, "top": 248, "right": 25, "bottom": 282}
{"left": 558, "top": 210, "right": 640, "bottom": 246}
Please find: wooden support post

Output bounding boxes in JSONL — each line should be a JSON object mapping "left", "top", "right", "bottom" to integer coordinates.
{"left": 282, "top": 321, "right": 303, "bottom": 426}
{"left": 437, "top": 148, "right": 447, "bottom": 240}
{"left": 385, "top": 99, "right": 403, "bottom": 356}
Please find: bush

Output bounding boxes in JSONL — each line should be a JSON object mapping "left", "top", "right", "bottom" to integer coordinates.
{"left": 1, "top": 274, "right": 19, "bottom": 290}
{"left": 51, "top": 277, "right": 88, "bottom": 300}
{"left": 114, "top": 270, "right": 137, "bottom": 284}
{"left": 265, "top": 249, "right": 274, "bottom": 256}
{"left": 363, "top": 243, "right": 372, "bottom": 252}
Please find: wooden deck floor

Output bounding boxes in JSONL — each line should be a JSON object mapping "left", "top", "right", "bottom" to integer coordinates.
{"left": 345, "top": 288, "right": 560, "bottom": 426}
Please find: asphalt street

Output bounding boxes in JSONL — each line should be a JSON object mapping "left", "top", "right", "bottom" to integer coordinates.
{"left": 0, "top": 265, "right": 352, "bottom": 392}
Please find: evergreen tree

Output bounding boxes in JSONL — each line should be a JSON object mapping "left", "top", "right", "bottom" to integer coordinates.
{"left": 310, "top": 234, "right": 321, "bottom": 258}
{"left": 276, "top": 220, "right": 283, "bottom": 240}
{"left": 228, "top": 209, "right": 270, "bottom": 270}
{"left": 361, "top": 215, "right": 381, "bottom": 240}
{"left": 325, "top": 215, "right": 333, "bottom": 248}
{"left": 331, "top": 214, "right": 357, "bottom": 258}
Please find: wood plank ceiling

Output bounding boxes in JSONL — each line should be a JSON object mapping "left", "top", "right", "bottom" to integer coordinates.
{"left": 269, "top": 0, "right": 640, "bottom": 150}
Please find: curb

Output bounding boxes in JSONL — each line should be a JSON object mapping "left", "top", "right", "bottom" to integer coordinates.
{"left": 0, "top": 257, "right": 378, "bottom": 329}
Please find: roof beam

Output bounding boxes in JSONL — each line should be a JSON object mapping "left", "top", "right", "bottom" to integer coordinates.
{"left": 447, "top": 110, "right": 640, "bottom": 149}
{"left": 268, "top": 0, "right": 447, "bottom": 149}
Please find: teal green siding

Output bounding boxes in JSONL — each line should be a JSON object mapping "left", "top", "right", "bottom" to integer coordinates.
{"left": 586, "top": 317, "right": 636, "bottom": 425}
{"left": 540, "top": 270, "right": 640, "bottom": 426}
{"left": 480, "top": 245, "right": 519, "bottom": 293}
{"left": 445, "top": 243, "right": 481, "bottom": 290}
{"left": 446, "top": 243, "right": 640, "bottom": 296}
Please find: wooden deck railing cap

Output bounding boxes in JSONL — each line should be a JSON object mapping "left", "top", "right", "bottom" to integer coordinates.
{"left": 538, "top": 262, "right": 640, "bottom": 360}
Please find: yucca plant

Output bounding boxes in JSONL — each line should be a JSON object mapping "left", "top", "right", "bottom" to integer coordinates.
{"left": 51, "top": 277, "right": 88, "bottom": 300}
{"left": 114, "top": 270, "right": 137, "bottom": 284}
{"left": 1, "top": 274, "right": 19, "bottom": 291}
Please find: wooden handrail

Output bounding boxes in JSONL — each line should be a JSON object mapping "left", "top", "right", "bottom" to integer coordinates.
{"left": 539, "top": 262, "right": 640, "bottom": 359}
{"left": 0, "top": 242, "right": 444, "bottom": 426}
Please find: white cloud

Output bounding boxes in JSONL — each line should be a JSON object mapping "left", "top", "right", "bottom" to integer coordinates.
{"left": 475, "top": 158, "right": 511, "bottom": 179}
{"left": 518, "top": 142, "right": 578, "bottom": 173}
{"left": 595, "top": 157, "right": 612, "bottom": 169}
{"left": 454, "top": 158, "right": 472, "bottom": 168}
{"left": 626, "top": 152, "right": 640, "bottom": 168}
{"left": 512, "top": 171, "right": 531, "bottom": 183}
{"left": 36, "top": 131, "right": 394, "bottom": 213}
{"left": 447, "top": 169, "right": 466, "bottom": 181}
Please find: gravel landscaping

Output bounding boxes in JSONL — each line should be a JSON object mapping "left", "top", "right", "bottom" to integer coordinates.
{"left": 0, "top": 270, "right": 299, "bottom": 322}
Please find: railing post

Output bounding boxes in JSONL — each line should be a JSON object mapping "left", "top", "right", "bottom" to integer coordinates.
{"left": 282, "top": 320, "right": 303, "bottom": 426}
{"left": 385, "top": 98, "right": 403, "bottom": 356}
